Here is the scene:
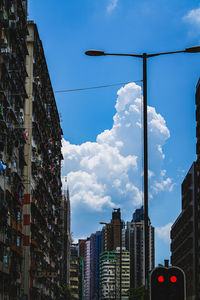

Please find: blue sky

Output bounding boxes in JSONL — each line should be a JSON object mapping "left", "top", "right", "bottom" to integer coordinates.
{"left": 28, "top": 0, "right": 200, "bottom": 265}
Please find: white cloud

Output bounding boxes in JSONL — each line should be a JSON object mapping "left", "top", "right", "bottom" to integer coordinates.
{"left": 156, "top": 223, "right": 173, "bottom": 243}
{"left": 183, "top": 7, "right": 200, "bottom": 26}
{"left": 152, "top": 170, "right": 173, "bottom": 194}
{"left": 62, "top": 82, "right": 173, "bottom": 213}
{"left": 107, "top": 0, "right": 118, "bottom": 13}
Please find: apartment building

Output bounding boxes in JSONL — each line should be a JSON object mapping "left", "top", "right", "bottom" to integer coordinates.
{"left": 22, "top": 21, "right": 63, "bottom": 299}
{"left": 90, "top": 231, "right": 102, "bottom": 300}
{"left": 99, "top": 248, "right": 130, "bottom": 300}
{"left": 70, "top": 244, "right": 80, "bottom": 300}
{"left": 0, "top": 1, "right": 28, "bottom": 299}
{"left": 99, "top": 251, "right": 116, "bottom": 300}
{"left": 60, "top": 190, "right": 71, "bottom": 286}
{"left": 126, "top": 207, "right": 155, "bottom": 288}
{"left": 84, "top": 238, "right": 91, "bottom": 300}
{"left": 103, "top": 208, "right": 123, "bottom": 252}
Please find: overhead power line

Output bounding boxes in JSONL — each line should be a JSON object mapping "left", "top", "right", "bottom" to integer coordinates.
{"left": 54, "top": 80, "right": 142, "bottom": 93}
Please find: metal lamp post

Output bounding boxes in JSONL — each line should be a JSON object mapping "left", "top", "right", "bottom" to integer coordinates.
{"left": 86, "top": 45, "right": 200, "bottom": 299}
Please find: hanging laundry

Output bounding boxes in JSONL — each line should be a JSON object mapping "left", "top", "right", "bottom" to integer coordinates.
{"left": 23, "top": 129, "right": 28, "bottom": 138}
{"left": 0, "top": 161, "right": 7, "bottom": 173}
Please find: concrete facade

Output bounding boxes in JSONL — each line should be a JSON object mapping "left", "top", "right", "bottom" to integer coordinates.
{"left": 99, "top": 248, "right": 130, "bottom": 300}
{"left": 170, "top": 79, "right": 200, "bottom": 300}
{"left": 0, "top": 1, "right": 28, "bottom": 299}
{"left": 171, "top": 163, "right": 198, "bottom": 300}
{"left": 23, "top": 21, "right": 63, "bottom": 300}
{"left": 60, "top": 190, "right": 71, "bottom": 286}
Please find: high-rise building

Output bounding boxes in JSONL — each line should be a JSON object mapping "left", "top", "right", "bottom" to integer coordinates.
{"left": 99, "top": 251, "right": 116, "bottom": 300}
{"left": 170, "top": 78, "right": 200, "bottom": 300}
{"left": 171, "top": 163, "right": 198, "bottom": 300}
{"left": 115, "top": 247, "right": 130, "bottom": 300}
{"left": 79, "top": 238, "right": 87, "bottom": 259}
{"left": 95, "top": 231, "right": 103, "bottom": 300}
{"left": 89, "top": 231, "right": 103, "bottom": 300}
{"left": 23, "top": 21, "right": 63, "bottom": 299}
{"left": 84, "top": 238, "right": 91, "bottom": 300}
{"left": 0, "top": 1, "right": 28, "bottom": 299}
{"left": 103, "top": 208, "right": 123, "bottom": 252}
{"left": 79, "top": 257, "right": 84, "bottom": 300}
{"left": 0, "top": 3, "right": 65, "bottom": 300}
{"left": 99, "top": 248, "right": 130, "bottom": 300}
{"left": 90, "top": 233, "right": 96, "bottom": 300}
{"left": 60, "top": 189, "right": 71, "bottom": 286}
{"left": 70, "top": 243, "right": 81, "bottom": 300}
{"left": 78, "top": 238, "right": 87, "bottom": 299}
{"left": 126, "top": 206, "right": 155, "bottom": 288}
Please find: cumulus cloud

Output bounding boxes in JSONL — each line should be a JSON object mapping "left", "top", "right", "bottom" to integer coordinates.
{"left": 107, "top": 0, "right": 118, "bottom": 13}
{"left": 183, "top": 7, "right": 200, "bottom": 27}
{"left": 62, "top": 82, "right": 173, "bottom": 214}
{"left": 152, "top": 169, "right": 174, "bottom": 194}
{"left": 156, "top": 223, "right": 173, "bottom": 243}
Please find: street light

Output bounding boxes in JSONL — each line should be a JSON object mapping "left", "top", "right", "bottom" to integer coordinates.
{"left": 86, "top": 45, "right": 200, "bottom": 299}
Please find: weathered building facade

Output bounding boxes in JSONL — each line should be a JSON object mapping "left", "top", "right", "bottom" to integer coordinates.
{"left": 0, "top": 0, "right": 28, "bottom": 299}
{"left": 60, "top": 190, "right": 71, "bottom": 286}
{"left": 23, "top": 21, "right": 63, "bottom": 300}
{"left": 0, "top": 2, "right": 70, "bottom": 299}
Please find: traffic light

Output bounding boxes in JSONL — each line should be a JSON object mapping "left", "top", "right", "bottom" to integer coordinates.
{"left": 150, "top": 266, "right": 186, "bottom": 300}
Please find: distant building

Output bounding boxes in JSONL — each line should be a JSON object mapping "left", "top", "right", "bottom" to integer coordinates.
{"left": 84, "top": 238, "right": 91, "bottom": 300}
{"left": 95, "top": 232, "right": 103, "bottom": 300}
{"left": 126, "top": 206, "right": 155, "bottom": 288}
{"left": 78, "top": 238, "right": 87, "bottom": 299}
{"left": 90, "top": 233, "right": 97, "bottom": 300}
{"left": 99, "top": 251, "right": 116, "bottom": 300}
{"left": 79, "top": 257, "right": 84, "bottom": 300}
{"left": 70, "top": 244, "right": 80, "bottom": 299}
{"left": 99, "top": 248, "right": 130, "bottom": 300}
{"left": 103, "top": 208, "right": 123, "bottom": 252}
{"left": 79, "top": 239, "right": 87, "bottom": 259}
{"left": 89, "top": 231, "right": 103, "bottom": 300}
{"left": 115, "top": 247, "right": 130, "bottom": 300}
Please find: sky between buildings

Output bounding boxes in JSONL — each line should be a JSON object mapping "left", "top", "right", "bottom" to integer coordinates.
{"left": 28, "top": 0, "right": 200, "bottom": 265}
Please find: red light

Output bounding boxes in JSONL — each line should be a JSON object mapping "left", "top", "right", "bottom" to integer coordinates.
{"left": 170, "top": 276, "right": 177, "bottom": 283}
{"left": 158, "top": 275, "right": 164, "bottom": 282}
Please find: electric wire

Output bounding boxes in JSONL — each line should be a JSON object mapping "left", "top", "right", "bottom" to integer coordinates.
{"left": 54, "top": 80, "right": 142, "bottom": 93}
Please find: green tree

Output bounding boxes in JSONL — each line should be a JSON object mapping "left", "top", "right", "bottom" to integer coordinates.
{"left": 128, "top": 285, "right": 145, "bottom": 300}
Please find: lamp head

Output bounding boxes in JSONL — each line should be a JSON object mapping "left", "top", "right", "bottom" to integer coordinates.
{"left": 185, "top": 46, "right": 200, "bottom": 53}
{"left": 85, "top": 50, "right": 105, "bottom": 56}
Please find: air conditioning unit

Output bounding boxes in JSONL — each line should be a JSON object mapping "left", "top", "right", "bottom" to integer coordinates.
{"left": 19, "top": 108, "right": 24, "bottom": 116}
{"left": 9, "top": 20, "right": 16, "bottom": 30}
